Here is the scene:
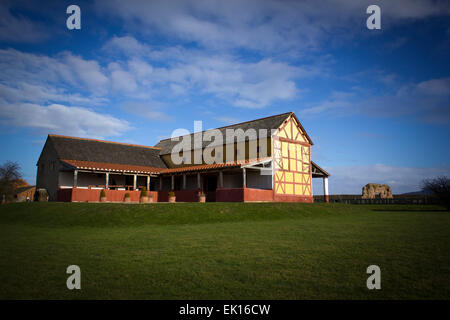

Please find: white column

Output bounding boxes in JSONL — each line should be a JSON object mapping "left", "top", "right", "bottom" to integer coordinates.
{"left": 146, "top": 176, "right": 150, "bottom": 191}
{"left": 219, "top": 171, "right": 223, "bottom": 188}
{"left": 73, "top": 170, "right": 78, "bottom": 188}
{"left": 159, "top": 176, "right": 163, "bottom": 191}
{"left": 105, "top": 172, "right": 109, "bottom": 189}
{"left": 242, "top": 168, "right": 246, "bottom": 188}
{"left": 171, "top": 175, "right": 175, "bottom": 190}
{"left": 323, "top": 176, "right": 329, "bottom": 202}
{"left": 133, "top": 174, "right": 137, "bottom": 190}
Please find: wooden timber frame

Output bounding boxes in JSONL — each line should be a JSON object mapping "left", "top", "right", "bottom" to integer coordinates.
{"left": 272, "top": 113, "right": 314, "bottom": 202}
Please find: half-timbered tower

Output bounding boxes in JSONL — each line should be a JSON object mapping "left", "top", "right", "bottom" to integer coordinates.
{"left": 272, "top": 113, "right": 313, "bottom": 202}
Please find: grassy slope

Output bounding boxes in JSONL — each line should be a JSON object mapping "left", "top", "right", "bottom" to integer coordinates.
{"left": 0, "top": 202, "right": 449, "bottom": 299}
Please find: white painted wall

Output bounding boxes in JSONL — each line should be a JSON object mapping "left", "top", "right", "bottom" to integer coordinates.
{"left": 77, "top": 172, "right": 106, "bottom": 188}
{"left": 59, "top": 171, "right": 150, "bottom": 189}
{"left": 59, "top": 171, "right": 74, "bottom": 188}
{"left": 247, "top": 170, "right": 272, "bottom": 189}
{"left": 161, "top": 177, "right": 171, "bottom": 191}
{"left": 223, "top": 173, "right": 243, "bottom": 188}
{"left": 108, "top": 174, "right": 126, "bottom": 186}
{"left": 185, "top": 174, "right": 198, "bottom": 190}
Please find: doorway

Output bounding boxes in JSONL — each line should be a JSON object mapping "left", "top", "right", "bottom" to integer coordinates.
{"left": 204, "top": 175, "right": 217, "bottom": 202}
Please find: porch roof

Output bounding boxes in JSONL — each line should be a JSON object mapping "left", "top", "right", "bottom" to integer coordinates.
{"left": 311, "top": 161, "right": 330, "bottom": 178}
{"left": 160, "top": 157, "right": 272, "bottom": 174}
{"left": 61, "top": 159, "right": 164, "bottom": 174}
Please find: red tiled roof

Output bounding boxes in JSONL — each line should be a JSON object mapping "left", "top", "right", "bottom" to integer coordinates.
{"left": 61, "top": 160, "right": 164, "bottom": 174}
{"left": 61, "top": 157, "right": 271, "bottom": 175}
{"left": 160, "top": 157, "right": 271, "bottom": 174}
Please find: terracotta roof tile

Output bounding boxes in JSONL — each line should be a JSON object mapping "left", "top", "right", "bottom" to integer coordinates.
{"left": 61, "top": 157, "right": 272, "bottom": 175}
{"left": 160, "top": 157, "right": 271, "bottom": 174}
{"left": 61, "top": 160, "right": 164, "bottom": 174}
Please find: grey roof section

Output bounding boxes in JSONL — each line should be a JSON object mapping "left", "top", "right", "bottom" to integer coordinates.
{"left": 155, "top": 112, "right": 292, "bottom": 155}
{"left": 15, "top": 186, "right": 35, "bottom": 194}
{"left": 48, "top": 135, "right": 167, "bottom": 168}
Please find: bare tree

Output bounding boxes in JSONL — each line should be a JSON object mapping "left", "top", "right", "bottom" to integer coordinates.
{"left": 0, "top": 161, "right": 23, "bottom": 203}
{"left": 422, "top": 176, "right": 450, "bottom": 210}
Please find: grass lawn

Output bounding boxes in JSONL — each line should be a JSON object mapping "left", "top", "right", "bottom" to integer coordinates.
{"left": 0, "top": 202, "right": 449, "bottom": 299}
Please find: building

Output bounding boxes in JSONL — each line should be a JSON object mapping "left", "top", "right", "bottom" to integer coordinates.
{"left": 14, "top": 185, "right": 36, "bottom": 202}
{"left": 36, "top": 112, "right": 330, "bottom": 202}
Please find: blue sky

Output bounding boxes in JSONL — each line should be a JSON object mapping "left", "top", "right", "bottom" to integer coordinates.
{"left": 0, "top": 0, "right": 449, "bottom": 194}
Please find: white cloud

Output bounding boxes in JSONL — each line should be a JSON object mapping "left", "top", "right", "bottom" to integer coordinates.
{"left": 103, "top": 36, "right": 185, "bottom": 61}
{"left": 417, "top": 77, "right": 450, "bottom": 96}
{"left": 300, "top": 91, "right": 354, "bottom": 115}
{"left": 108, "top": 62, "right": 138, "bottom": 93}
{"left": 103, "top": 35, "right": 150, "bottom": 56}
{"left": 313, "top": 164, "right": 450, "bottom": 195}
{"left": 128, "top": 58, "right": 154, "bottom": 79}
{"left": 63, "top": 54, "right": 109, "bottom": 95}
{"left": 0, "top": 83, "right": 104, "bottom": 105}
{"left": 214, "top": 116, "right": 241, "bottom": 125}
{"left": 0, "top": 102, "right": 130, "bottom": 139}
{"left": 0, "top": 2, "right": 48, "bottom": 43}
{"left": 301, "top": 77, "right": 450, "bottom": 124}
{"left": 95, "top": 0, "right": 450, "bottom": 53}
{"left": 103, "top": 37, "right": 309, "bottom": 108}
{"left": 0, "top": 48, "right": 132, "bottom": 138}
{"left": 0, "top": 48, "right": 109, "bottom": 97}
{"left": 176, "top": 56, "right": 303, "bottom": 108}
{"left": 123, "top": 101, "right": 171, "bottom": 121}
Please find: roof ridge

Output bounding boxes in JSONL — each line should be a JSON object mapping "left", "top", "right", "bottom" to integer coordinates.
{"left": 61, "top": 159, "right": 163, "bottom": 168}
{"left": 60, "top": 159, "right": 166, "bottom": 172}
{"left": 49, "top": 134, "right": 161, "bottom": 150}
{"left": 157, "top": 112, "right": 292, "bottom": 142}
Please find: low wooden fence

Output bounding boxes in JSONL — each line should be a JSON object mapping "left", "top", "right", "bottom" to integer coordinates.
{"left": 314, "top": 194, "right": 439, "bottom": 204}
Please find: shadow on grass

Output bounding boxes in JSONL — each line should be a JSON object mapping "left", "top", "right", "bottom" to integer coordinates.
{"left": 371, "top": 209, "right": 448, "bottom": 212}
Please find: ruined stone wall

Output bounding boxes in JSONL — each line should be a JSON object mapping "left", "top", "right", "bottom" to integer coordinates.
{"left": 362, "top": 183, "right": 393, "bottom": 199}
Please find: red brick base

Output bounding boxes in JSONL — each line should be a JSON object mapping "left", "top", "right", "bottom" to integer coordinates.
{"left": 58, "top": 188, "right": 314, "bottom": 203}
{"left": 216, "top": 188, "right": 244, "bottom": 202}
{"left": 216, "top": 188, "right": 274, "bottom": 202}
{"left": 273, "top": 194, "right": 314, "bottom": 203}
{"left": 58, "top": 188, "right": 158, "bottom": 203}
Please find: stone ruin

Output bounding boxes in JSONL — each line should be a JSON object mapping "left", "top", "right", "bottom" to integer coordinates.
{"left": 362, "top": 183, "right": 393, "bottom": 199}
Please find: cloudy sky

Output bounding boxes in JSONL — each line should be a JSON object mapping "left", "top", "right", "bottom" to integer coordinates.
{"left": 0, "top": 0, "right": 449, "bottom": 194}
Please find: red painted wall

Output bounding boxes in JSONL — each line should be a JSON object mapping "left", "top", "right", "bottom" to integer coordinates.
{"left": 158, "top": 190, "right": 199, "bottom": 202}
{"left": 148, "top": 191, "right": 158, "bottom": 202}
{"left": 57, "top": 189, "right": 72, "bottom": 202}
{"left": 58, "top": 188, "right": 159, "bottom": 203}
{"left": 244, "top": 188, "right": 273, "bottom": 202}
{"left": 216, "top": 188, "right": 244, "bottom": 202}
{"left": 105, "top": 189, "right": 140, "bottom": 202}
{"left": 158, "top": 191, "right": 168, "bottom": 202}
{"left": 216, "top": 188, "right": 273, "bottom": 202}
{"left": 175, "top": 190, "right": 200, "bottom": 202}
{"left": 58, "top": 188, "right": 312, "bottom": 203}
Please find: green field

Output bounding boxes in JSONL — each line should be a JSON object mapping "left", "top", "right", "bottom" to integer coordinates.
{"left": 0, "top": 202, "right": 449, "bottom": 299}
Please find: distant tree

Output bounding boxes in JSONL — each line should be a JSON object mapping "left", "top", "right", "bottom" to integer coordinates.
{"left": 422, "top": 176, "right": 450, "bottom": 210}
{"left": 0, "top": 161, "right": 23, "bottom": 202}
